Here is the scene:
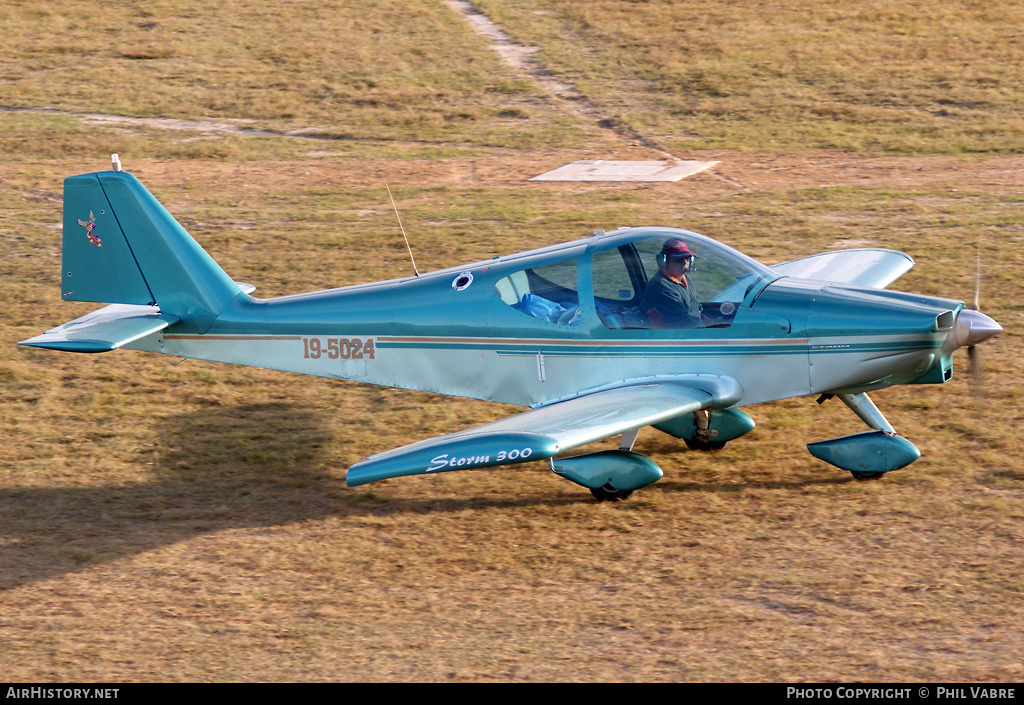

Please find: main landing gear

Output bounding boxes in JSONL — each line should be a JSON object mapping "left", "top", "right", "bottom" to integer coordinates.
{"left": 590, "top": 484, "right": 634, "bottom": 502}
{"left": 683, "top": 436, "right": 727, "bottom": 452}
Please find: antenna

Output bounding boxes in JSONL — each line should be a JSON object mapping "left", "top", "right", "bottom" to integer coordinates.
{"left": 387, "top": 184, "right": 419, "bottom": 277}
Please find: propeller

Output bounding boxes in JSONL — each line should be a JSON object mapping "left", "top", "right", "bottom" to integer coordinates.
{"left": 960, "top": 246, "right": 1000, "bottom": 395}
{"left": 968, "top": 248, "right": 982, "bottom": 391}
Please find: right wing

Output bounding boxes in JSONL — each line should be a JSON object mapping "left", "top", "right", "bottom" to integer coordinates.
{"left": 772, "top": 249, "right": 914, "bottom": 289}
{"left": 345, "top": 376, "right": 741, "bottom": 486}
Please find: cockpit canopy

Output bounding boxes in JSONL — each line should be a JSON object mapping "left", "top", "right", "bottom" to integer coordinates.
{"left": 494, "top": 257, "right": 582, "bottom": 326}
{"left": 493, "top": 228, "right": 777, "bottom": 330}
{"left": 592, "top": 230, "right": 776, "bottom": 329}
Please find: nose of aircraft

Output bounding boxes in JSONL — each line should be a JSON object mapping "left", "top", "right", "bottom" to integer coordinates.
{"left": 955, "top": 309, "right": 1002, "bottom": 348}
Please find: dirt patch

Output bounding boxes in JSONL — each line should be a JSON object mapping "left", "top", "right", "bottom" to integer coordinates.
{"left": 99, "top": 151, "right": 1024, "bottom": 199}
{"left": 444, "top": 0, "right": 677, "bottom": 158}
{"left": 445, "top": 1, "right": 564, "bottom": 89}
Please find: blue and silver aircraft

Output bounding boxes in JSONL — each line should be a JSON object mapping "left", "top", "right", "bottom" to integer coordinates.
{"left": 21, "top": 160, "right": 1002, "bottom": 500}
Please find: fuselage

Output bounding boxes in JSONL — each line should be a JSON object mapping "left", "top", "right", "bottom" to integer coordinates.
{"left": 129, "top": 227, "right": 965, "bottom": 410}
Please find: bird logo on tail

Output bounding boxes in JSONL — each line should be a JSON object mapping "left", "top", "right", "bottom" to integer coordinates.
{"left": 77, "top": 211, "right": 101, "bottom": 247}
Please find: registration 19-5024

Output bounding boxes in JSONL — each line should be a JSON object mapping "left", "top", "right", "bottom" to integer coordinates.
{"left": 302, "top": 337, "right": 376, "bottom": 360}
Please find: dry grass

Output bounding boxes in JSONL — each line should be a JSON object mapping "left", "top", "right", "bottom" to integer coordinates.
{"left": 475, "top": 0, "right": 1024, "bottom": 153}
{"left": 1, "top": 0, "right": 1023, "bottom": 683}
{"left": 0, "top": 0, "right": 593, "bottom": 150}
{"left": 3, "top": 155, "right": 1022, "bottom": 682}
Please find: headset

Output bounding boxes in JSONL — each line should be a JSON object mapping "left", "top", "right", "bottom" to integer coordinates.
{"left": 656, "top": 239, "right": 697, "bottom": 272}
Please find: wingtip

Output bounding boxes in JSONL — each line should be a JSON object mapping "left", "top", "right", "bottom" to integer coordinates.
{"left": 18, "top": 338, "right": 117, "bottom": 353}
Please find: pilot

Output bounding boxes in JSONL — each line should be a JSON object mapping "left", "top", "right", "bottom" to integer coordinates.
{"left": 640, "top": 238, "right": 703, "bottom": 328}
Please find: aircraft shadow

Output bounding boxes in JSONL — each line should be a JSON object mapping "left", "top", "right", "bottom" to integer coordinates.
{"left": 0, "top": 403, "right": 355, "bottom": 591}
{"left": 0, "top": 403, "right": 590, "bottom": 591}
{"left": 656, "top": 475, "right": 851, "bottom": 494}
{"left": 0, "top": 404, "right": 849, "bottom": 590}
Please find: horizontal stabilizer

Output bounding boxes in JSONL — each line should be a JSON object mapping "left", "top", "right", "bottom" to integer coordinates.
{"left": 19, "top": 304, "right": 178, "bottom": 353}
{"left": 346, "top": 377, "right": 739, "bottom": 486}
{"left": 772, "top": 249, "right": 913, "bottom": 289}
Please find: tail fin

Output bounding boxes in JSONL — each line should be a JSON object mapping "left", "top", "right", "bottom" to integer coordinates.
{"left": 62, "top": 169, "right": 241, "bottom": 332}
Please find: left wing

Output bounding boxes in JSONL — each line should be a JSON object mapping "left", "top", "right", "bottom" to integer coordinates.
{"left": 772, "top": 249, "right": 914, "bottom": 289}
{"left": 345, "top": 376, "right": 741, "bottom": 486}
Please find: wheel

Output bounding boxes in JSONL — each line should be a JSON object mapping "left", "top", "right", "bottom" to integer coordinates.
{"left": 590, "top": 484, "right": 633, "bottom": 502}
{"left": 851, "top": 471, "right": 885, "bottom": 481}
{"left": 684, "top": 437, "right": 727, "bottom": 452}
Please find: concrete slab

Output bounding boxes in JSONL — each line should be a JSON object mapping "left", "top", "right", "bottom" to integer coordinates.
{"left": 530, "top": 160, "right": 720, "bottom": 182}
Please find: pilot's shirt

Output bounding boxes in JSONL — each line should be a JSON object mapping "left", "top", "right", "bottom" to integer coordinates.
{"left": 641, "top": 269, "right": 702, "bottom": 328}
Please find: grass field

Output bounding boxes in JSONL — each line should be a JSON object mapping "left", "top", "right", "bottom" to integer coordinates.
{"left": 475, "top": 0, "right": 1024, "bottom": 154}
{"left": 2, "top": 0, "right": 1022, "bottom": 682}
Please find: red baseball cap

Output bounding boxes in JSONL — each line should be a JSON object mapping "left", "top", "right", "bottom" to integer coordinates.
{"left": 661, "top": 238, "right": 696, "bottom": 259}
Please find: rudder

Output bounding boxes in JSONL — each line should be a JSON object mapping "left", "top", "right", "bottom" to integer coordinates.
{"left": 62, "top": 169, "right": 242, "bottom": 333}
{"left": 63, "top": 173, "right": 154, "bottom": 306}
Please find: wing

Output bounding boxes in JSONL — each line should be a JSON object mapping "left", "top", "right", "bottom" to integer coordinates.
{"left": 772, "top": 249, "right": 914, "bottom": 289}
{"left": 19, "top": 303, "right": 179, "bottom": 353}
{"left": 345, "top": 376, "right": 741, "bottom": 486}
